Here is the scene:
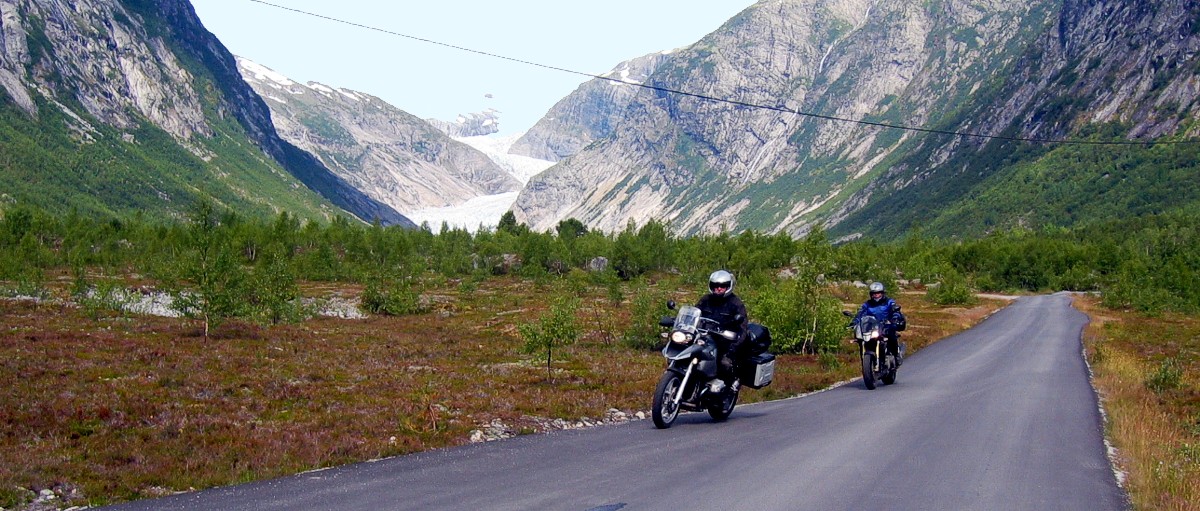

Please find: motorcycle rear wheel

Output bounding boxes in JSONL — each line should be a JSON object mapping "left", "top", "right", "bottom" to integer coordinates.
{"left": 882, "top": 360, "right": 897, "bottom": 385}
{"left": 652, "top": 372, "right": 682, "bottom": 429}
{"left": 861, "top": 353, "right": 877, "bottom": 390}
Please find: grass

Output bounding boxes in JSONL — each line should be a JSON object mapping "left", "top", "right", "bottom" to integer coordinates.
{"left": 0, "top": 275, "right": 1012, "bottom": 509}
{"left": 1077, "top": 296, "right": 1200, "bottom": 511}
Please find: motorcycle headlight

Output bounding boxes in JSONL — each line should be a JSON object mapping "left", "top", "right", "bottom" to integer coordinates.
{"left": 670, "top": 331, "right": 692, "bottom": 344}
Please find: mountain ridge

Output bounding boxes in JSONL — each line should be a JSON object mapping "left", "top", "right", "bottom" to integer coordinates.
{"left": 236, "top": 57, "right": 522, "bottom": 217}
{"left": 507, "top": 0, "right": 1200, "bottom": 239}
{"left": 0, "top": 0, "right": 414, "bottom": 226}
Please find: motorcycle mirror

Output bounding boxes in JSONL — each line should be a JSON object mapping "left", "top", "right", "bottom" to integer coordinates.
{"left": 842, "top": 310, "right": 853, "bottom": 317}
{"left": 666, "top": 300, "right": 676, "bottom": 310}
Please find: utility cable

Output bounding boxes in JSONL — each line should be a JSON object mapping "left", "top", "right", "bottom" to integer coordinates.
{"left": 249, "top": 0, "right": 1193, "bottom": 147}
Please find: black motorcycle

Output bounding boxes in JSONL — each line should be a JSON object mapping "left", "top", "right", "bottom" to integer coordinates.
{"left": 842, "top": 311, "right": 903, "bottom": 390}
{"left": 652, "top": 302, "right": 775, "bottom": 429}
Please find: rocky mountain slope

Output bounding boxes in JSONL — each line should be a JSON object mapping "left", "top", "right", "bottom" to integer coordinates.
{"left": 832, "top": 0, "right": 1200, "bottom": 238}
{"left": 508, "top": 0, "right": 1200, "bottom": 238}
{"left": 425, "top": 109, "right": 502, "bottom": 138}
{"left": 237, "top": 59, "right": 520, "bottom": 216}
{"left": 509, "top": 51, "right": 675, "bottom": 162}
{"left": 0, "top": 0, "right": 412, "bottom": 226}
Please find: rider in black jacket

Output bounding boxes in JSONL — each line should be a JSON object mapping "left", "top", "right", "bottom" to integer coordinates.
{"left": 695, "top": 270, "right": 748, "bottom": 390}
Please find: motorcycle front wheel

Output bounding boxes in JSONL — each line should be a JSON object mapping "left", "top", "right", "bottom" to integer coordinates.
{"left": 652, "top": 372, "right": 682, "bottom": 429}
{"left": 861, "top": 352, "right": 877, "bottom": 390}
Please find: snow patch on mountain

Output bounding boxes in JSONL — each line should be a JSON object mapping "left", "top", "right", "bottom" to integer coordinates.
{"left": 238, "top": 59, "right": 295, "bottom": 87}
{"left": 407, "top": 133, "right": 554, "bottom": 232}
{"left": 457, "top": 133, "right": 554, "bottom": 185}
{"left": 407, "top": 191, "right": 522, "bottom": 232}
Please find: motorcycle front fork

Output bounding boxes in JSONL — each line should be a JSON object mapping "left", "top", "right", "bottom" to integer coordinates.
{"left": 673, "top": 359, "right": 699, "bottom": 404}
{"left": 864, "top": 342, "right": 889, "bottom": 372}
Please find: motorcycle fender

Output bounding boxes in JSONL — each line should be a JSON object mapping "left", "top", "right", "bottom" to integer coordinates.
{"left": 664, "top": 343, "right": 706, "bottom": 361}
{"left": 665, "top": 343, "right": 717, "bottom": 362}
{"left": 666, "top": 360, "right": 692, "bottom": 374}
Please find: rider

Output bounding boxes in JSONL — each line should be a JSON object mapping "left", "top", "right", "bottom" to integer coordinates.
{"left": 695, "top": 270, "right": 749, "bottom": 391}
{"left": 853, "top": 282, "right": 904, "bottom": 364}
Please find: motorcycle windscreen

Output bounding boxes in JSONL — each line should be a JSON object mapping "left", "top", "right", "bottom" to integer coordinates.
{"left": 674, "top": 306, "right": 702, "bottom": 333}
{"left": 855, "top": 316, "right": 881, "bottom": 339}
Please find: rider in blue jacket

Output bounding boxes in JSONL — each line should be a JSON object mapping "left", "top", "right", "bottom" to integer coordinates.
{"left": 853, "top": 282, "right": 904, "bottom": 364}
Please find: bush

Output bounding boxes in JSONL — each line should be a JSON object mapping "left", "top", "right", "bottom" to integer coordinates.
{"left": 621, "top": 281, "right": 671, "bottom": 350}
{"left": 1145, "top": 358, "right": 1183, "bottom": 393}
{"left": 519, "top": 297, "right": 580, "bottom": 381}
{"left": 247, "top": 255, "right": 308, "bottom": 325}
{"left": 927, "top": 266, "right": 976, "bottom": 306}
{"left": 72, "top": 274, "right": 134, "bottom": 320}
{"left": 361, "top": 278, "right": 426, "bottom": 316}
{"left": 751, "top": 278, "right": 845, "bottom": 354}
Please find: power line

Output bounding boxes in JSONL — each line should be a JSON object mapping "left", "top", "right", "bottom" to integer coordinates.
{"left": 248, "top": 0, "right": 1192, "bottom": 147}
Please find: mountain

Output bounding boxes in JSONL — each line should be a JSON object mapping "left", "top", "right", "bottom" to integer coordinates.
{"left": 509, "top": 51, "right": 675, "bottom": 162}
{"left": 425, "top": 109, "right": 502, "bottom": 138}
{"left": 236, "top": 58, "right": 521, "bottom": 217}
{"left": 508, "top": 0, "right": 1200, "bottom": 239}
{"left": 0, "top": 0, "right": 413, "bottom": 226}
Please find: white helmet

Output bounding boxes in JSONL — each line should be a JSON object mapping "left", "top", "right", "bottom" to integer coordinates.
{"left": 869, "top": 282, "right": 885, "bottom": 294}
{"left": 708, "top": 270, "right": 735, "bottom": 297}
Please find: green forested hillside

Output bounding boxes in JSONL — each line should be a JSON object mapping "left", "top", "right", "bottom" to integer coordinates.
{"left": 831, "top": 126, "right": 1200, "bottom": 240}
{"left": 0, "top": 92, "right": 342, "bottom": 224}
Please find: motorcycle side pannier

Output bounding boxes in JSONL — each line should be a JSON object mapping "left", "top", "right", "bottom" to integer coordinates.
{"left": 740, "top": 352, "right": 776, "bottom": 389}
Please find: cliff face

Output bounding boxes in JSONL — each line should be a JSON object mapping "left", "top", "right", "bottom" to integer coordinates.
{"left": 508, "top": 51, "right": 675, "bottom": 162}
{"left": 0, "top": 0, "right": 412, "bottom": 226}
{"left": 828, "top": 0, "right": 1200, "bottom": 236}
{"left": 509, "top": 0, "right": 1200, "bottom": 237}
{"left": 0, "top": 0, "right": 210, "bottom": 140}
{"left": 425, "top": 109, "right": 501, "bottom": 138}
{"left": 239, "top": 59, "right": 520, "bottom": 215}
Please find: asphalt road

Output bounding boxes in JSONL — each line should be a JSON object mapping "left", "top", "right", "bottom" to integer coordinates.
{"left": 101, "top": 293, "right": 1128, "bottom": 510}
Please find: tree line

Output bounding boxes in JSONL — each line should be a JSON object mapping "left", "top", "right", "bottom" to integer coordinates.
{"left": 1, "top": 202, "right": 1196, "bottom": 350}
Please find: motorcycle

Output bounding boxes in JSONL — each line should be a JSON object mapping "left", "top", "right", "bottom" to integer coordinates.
{"left": 652, "top": 302, "right": 775, "bottom": 429}
{"left": 842, "top": 311, "right": 903, "bottom": 390}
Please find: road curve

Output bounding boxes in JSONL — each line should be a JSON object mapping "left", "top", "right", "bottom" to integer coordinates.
{"left": 100, "top": 293, "right": 1128, "bottom": 511}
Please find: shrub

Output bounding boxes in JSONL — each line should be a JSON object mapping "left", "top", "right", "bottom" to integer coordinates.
{"left": 620, "top": 281, "right": 671, "bottom": 350}
{"left": 927, "top": 266, "right": 976, "bottom": 306}
{"left": 360, "top": 278, "right": 426, "bottom": 316}
{"left": 751, "top": 278, "right": 845, "bottom": 354}
{"left": 1145, "top": 358, "right": 1183, "bottom": 393}
{"left": 72, "top": 273, "right": 134, "bottom": 320}
{"left": 819, "top": 351, "right": 842, "bottom": 370}
{"left": 518, "top": 296, "right": 580, "bottom": 381}
{"left": 246, "top": 255, "right": 308, "bottom": 325}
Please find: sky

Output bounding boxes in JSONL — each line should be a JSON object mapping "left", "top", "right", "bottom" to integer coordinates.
{"left": 190, "top": 0, "right": 757, "bottom": 136}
